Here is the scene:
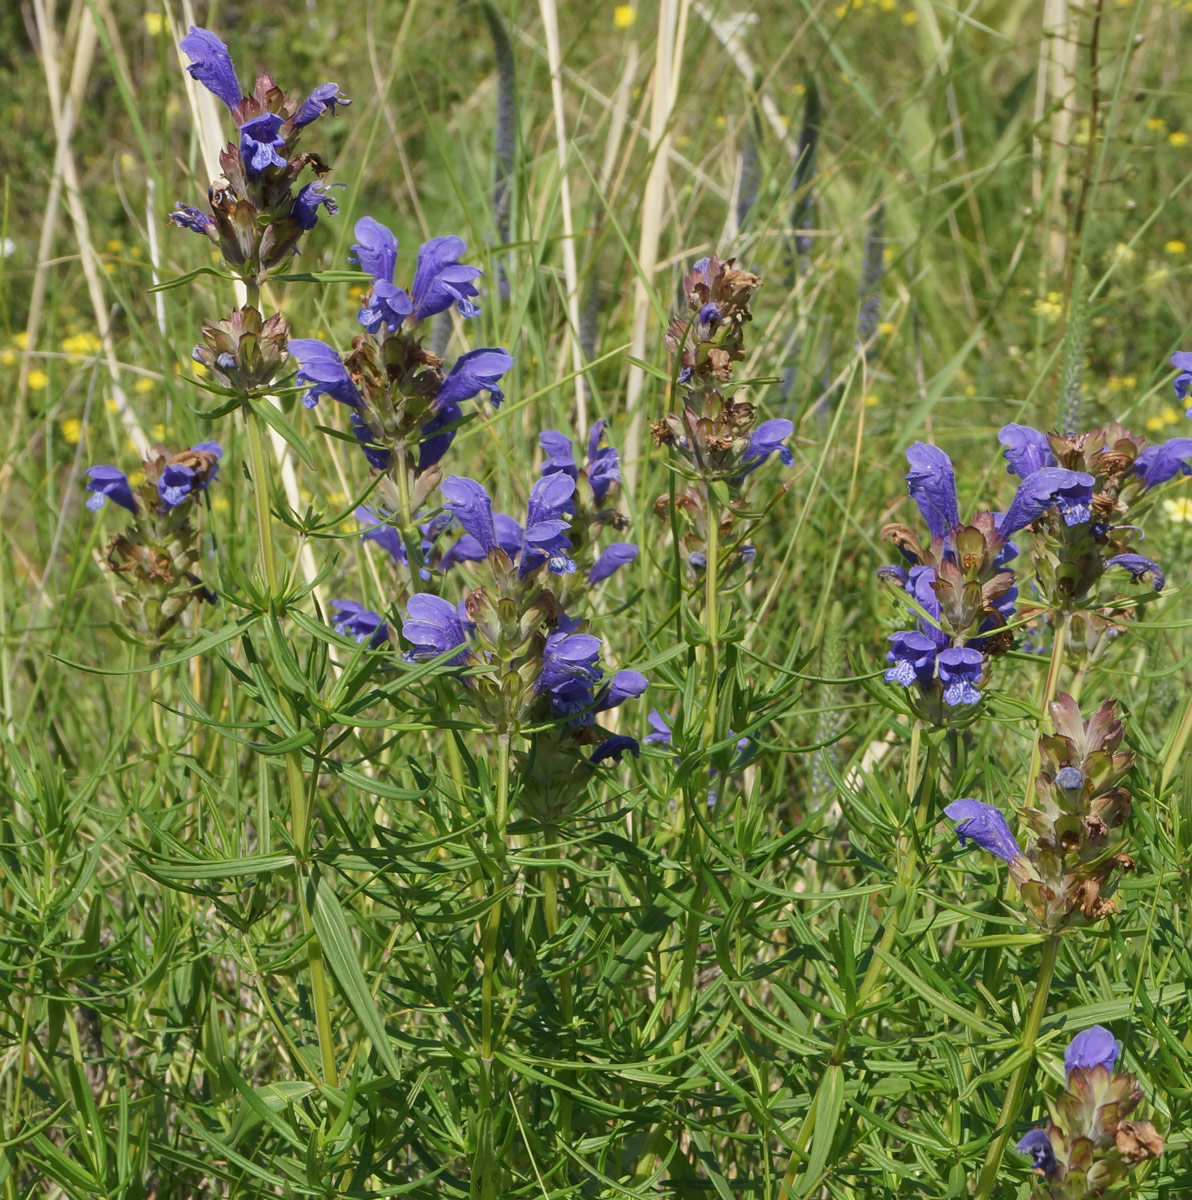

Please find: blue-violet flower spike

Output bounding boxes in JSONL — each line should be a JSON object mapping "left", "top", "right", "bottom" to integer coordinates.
{"left": 331, "top": 599, "right": 389, "bottom": 647}
{"left": 590, "top": 735, "right": 641, "bottom": 765}
{"left": 944, "top": 798, "right": 1022, "bottom": 862}
{"left": 1107, "top": 554, "right": 1165, "bottom": 591}
{"left": 289, "top": 339, "right": 361, "bottom": 409}
{"left": 1133, "top": 438, "right": 1192, "bottom": 488}
{"left": 85, "top": 466, "right": 138, "bottom": 514}
{"left": 1171, "top": 351, "right": 1192, "bottom": 411}
{"left": 442, "top": 476, "right": 497, "bottom": 555}
{"left": 905, "top": 442, "right": 960, "bottom": 539}
{"left": 590, "top": 542, "right": 638, "bottom": 583}
{"left": 998, "top": 424, "right": 1056, "bottom": 478}
{"left": 1015, "top": 1130, "right": 1057, "bottom": 1177}
{"left": 436, "top": 348, "right": 513, "bottom": 410}
{"left": 411, "top": 235, "right": 482, "bottom": 321}
{"left": 179, "top": 27, "right": 242, "bottom": 111}
{"left": 1000, "top": 467, "right": 1095, "bottom": 535}
{"left": 402, "top": 594, "right": 470, "bottom": 664}
{"left": 293, "top": 82, "right": 350, "bottom": 129}
{"left": 1064, "top": 1025, "right": 1121, "bottom": 1077}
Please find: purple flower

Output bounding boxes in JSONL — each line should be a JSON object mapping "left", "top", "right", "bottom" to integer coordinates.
{"left": 401, "top": 593, "right": 470, "bottom": 664}
{"left": 356, "top": 506, "right": 404, "bottom": 563}
{"left": 293, "top": 181, "right": 341, "bottom": 231}
{"left": 331, "top": 599, "right": 389, "bottom": 647}
{"left": 179, "top": 27, "right": 242, "bottom": 111}
{"left": 411, "top": 236, "right": 482, "bottom": 322}
{"left": 590, "top": 735, "right": 641, "bottom": 765}
{"left": 169, "top": 203, "right": 214, "bottom": 236}
{"left": 998, "top": 424, "right": 1056, "bottom": 478}
{"left": 1055, "top": 766, "right": 1084, "bottom": 791}
{"left": 442, "top": 476, "right": 497, "bottom": 555}
{"left": 288, "top": 339, "right": 360, "bottom": 410}
{"left": 158, "top": 463, "right": 202, "bottom": 508}
{"left": 1015, "top": 1129, "right": 1057, "bottom": 1177}
{"left": 936, "top": 647, "right": 982, "bottom": 707}
{"left": 1107, "top": 553, "right": 1165, "bottom": 591}
{"left": 1064, "top": 1025, "right": 1121, "bottom": 1077}
{"left": 520, "top": 473, "right": 576, "bottom": 577}
{"left": 645, "top": 710, "right": 674, "bottom": 746}
{"left": 440, "top": 513, "right": 523, "bottom": 569}
{"left": 586, "top": 419, "right": 622, "bottom": 503}
{"left": 293, "top": 82, "right": 350, "bottom": 129}
{"left": 349, "top": 414, "right": 392, "bottom": 471}
{"left": 1001, "top": 467, "right": 1095, "bottom": 535}
{"left": 944, "top": 798, "right": 1021, "bottom": 862}
{"left": 1134, "top": 437, "right": 1192, "bottom": 488}
{"left": 590, "top": 542, "right": 638, "bottom": 583}
{"left": 1172, "top": 350, "right": 1192, "bottom": 411}
{"left": 350, "top": 216, "right": 400, "bottom": 281}
{"left": 418, "top": 400, "right": 463, "bottom": 472}
{"left": 596, "top": 670, "right": 648, "bottom": 712}
{"left": 740, "top": 419, "right": 795, "bottom": 474}
{"left": 540, "top": 431, "right": 577, "bottom": 480}
{"left": 239, "top": 113, "right": 287, "bottom": 175}
{"left": 436, "top": 348, "right": 512, "bottom": 410}
{"left": 350, "top": 217, "right": 412, "bottom": 334}
{"left": 85, "top": 465, "right": 138, "bottom": 514}
{"left": 537, "top": 623, "right": 603, "bottom": 719}
{"left": 884, "top": 631, "right": 939, "bottom": 689}
{"left": 905, "top": 442, "right": 960, "bottom": 539}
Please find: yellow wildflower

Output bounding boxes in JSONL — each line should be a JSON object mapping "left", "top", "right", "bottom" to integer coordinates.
{"left": 211, "top": 494, "right": 230, "bottom": 514}
{"left": 14, "top": 331, "right": 28, "bottom": 349}
{"left": 714, "top": 114, "right": 727, "bottom": 129}
{"left": 62, "top": 331, "right": 101, "bottom": 357}
{"left": 1163, "top": 496, "right": 1192, "bottom": 523}
{"left": 1166, "top": 240, "right": 1186, "bottom": 256}
{"left": 1170, "top": 131, "right": 1189, "bottom": 148}
{"left": 143, "top": 12, "right": 166, "bottom": 35}
{"left": 864, "top": 394, "right": 880, "bottom": 408}
{"left": 1146, "top": 416, "right": 1166, "bottom": 432}
{"left": 28, "top": 369, "right": 48, "bottom": 390}
{"left": 1162, "top": 405, "right": 1181, "bottom": 424}
{"left": 1, "top": 349, "right": 15, "bottom": 366}
{"left": 613, "top": 4, "right": 636, "bottom": 27}
{"left": 106, "top": 238, "right": 124, "bottom": 254}
{"left": 151, "top": 424, "right": 167, "bottom": 441}
{"left": 902, "top": 9, "right": 918, "bottom": 23}
{"left": 1031, "top": 292, "right": 1063, "bottom": 321}
{"left": 1146, "top": 117, "right": 1166, "bottom": 133}
{"left": 61, "top": 418, "right": 82, "bottom": 444}
{"left": 134, "top": 377, "right": 155, "bottom": 394}
{"left": 1112, "top": 242, "right": 1135, "bottom": 264}
{"left": 103, "top": 262, "right": 117, "bottom": 276}
{"left": 127, "top": 469, "right": 146, "bottom": 488}
{"left": 878, "top": 321, "right": 896, "bottom": 336}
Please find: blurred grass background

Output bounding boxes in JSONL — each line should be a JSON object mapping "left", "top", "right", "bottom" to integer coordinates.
{"left": 3, "top": 0, "right": 1192, "bottom": 1196}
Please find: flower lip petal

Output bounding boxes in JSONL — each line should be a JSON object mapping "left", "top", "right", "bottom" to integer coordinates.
{"left": 998, "top": 424, "right": 1056, "bottom": 478}
{"left": 1015, "top": 1129, "right": 1057, "bottom": 1176}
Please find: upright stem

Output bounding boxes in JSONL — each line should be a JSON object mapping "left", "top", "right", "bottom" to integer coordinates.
{"left": 480, "top": 732, "right": 511, "bottom": 1069}
{"left": 241, "top": 297, "right": 338, "bottom": 1086}
{"left": 1023, "top": 610, "right": 1068, "bottom": 808}
{"left": 543, "top": 825, "right": 573, "bottom": 1142}
{"left": 972, "top": 934, "right": 1061, "bottom": 1200}
{"left": 674, "top": 498, "right": 721, "bottom": 1036}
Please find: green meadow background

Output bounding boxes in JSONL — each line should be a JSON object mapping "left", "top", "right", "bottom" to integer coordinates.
{"left": 2, "top": 0, "right": 1192, "bottom": 1196}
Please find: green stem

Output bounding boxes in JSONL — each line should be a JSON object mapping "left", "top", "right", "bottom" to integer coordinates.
{"left": 543, "top": 825, "right": 573, "bottom": 1142}
{"left": 1023, "top": 611, "right": 1068, "bottom": 808}
{"left": 972, "top": 934, "right": 1061, "bottom": 1200}
{"left": 241, "top": 317, "right": 337, "bottom": 1086}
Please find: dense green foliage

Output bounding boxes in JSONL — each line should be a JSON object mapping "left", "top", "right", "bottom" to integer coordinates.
{"left": 3, "top": 2, "right": 1192, "bottom": 1197}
